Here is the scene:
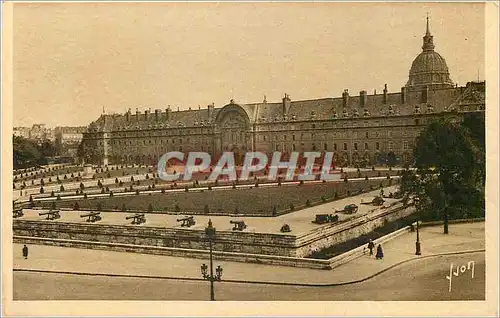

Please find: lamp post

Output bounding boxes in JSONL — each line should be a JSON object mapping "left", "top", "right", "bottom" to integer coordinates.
{"left": 201, "top": 219, "right": 223, "bottom": 301}
{"left": 415, "top": 220, "right": 421, "bottom": 255}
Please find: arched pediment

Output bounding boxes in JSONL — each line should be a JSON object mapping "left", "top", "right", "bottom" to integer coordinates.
{"left": 215, "top": 104, "right": 251, "bottom": 129}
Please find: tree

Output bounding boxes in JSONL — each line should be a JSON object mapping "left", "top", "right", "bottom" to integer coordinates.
{"left": 387, "top": 151, "right": 397, "bottom": 167}
{"left": 399, "top": 116, "right": 485, "bottom": 234}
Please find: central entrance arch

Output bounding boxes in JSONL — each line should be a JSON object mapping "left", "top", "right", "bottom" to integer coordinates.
{"left": 214, "top": 103, "right": 252, "bottom": 166}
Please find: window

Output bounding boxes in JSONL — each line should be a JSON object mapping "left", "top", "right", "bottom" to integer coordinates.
{"left": 415, "top": 119, "right": 420, "bottom": 125}
{"left": 388, "top": 141, "right": 394, "bottom": 151}
{"left": 334, "top": 143, "right": 337, "bottom": 151}
{"left": 387, "top": 131, "right": 392, "bottom": 138}
{"left": 312, "top": 124, "right": 316, "bottom": 129}
{"left": 403, "top": 141, "right": 409, "bottom": 150}
{"left": 343, "top": 143, "right": 348, "bottom": 150}
{"left": 284, "top": 135, "right": 287, "bottom": 141}
{"left": 365, "top": 132, "right": 369, "bottom": 138}
{"left": 364, "top": 142, "right": 369, "bottom": 150}
{"left": 274, "top": 135, "right": 278, "bottom": 141}
{"left": 264, "top": 136, "right": 267, "bottom": 141}
{"left": 312, "top": 144, "right": 317, "bottom": 151}
{"left": 275, "top": 144, "right": 279, "bottom": 151}
{"left": 354, "top": 143, "right": 358, "bottom": 151}
{"left": 292, "top": 135, "right": 295, "bottom": 141}
{"left": 292, "top": 144, "right": 296, "bottom": 151}
{"left": 376, "top": 142, "right": 380, "bottom": 150}
{"left": 324, "top": 143, "right": 328, "bottom": 151}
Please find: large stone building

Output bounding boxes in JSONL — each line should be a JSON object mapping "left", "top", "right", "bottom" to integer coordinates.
{"left": 82, "top": 18, "right": 485, "bottom": 167}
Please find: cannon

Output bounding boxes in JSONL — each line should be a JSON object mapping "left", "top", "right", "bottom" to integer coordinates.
{"left": 126, "top": 213, "right": 146, "bottom": 225}
{"left": 230, "top": 220, "right": 247, "bottom": 231}
{"left": 312, "top": 214, "right": 339, "bottom": 224}
{"left": 80, "top": 211, "right": 102, "bottom": 223}
{"left": 335, "top": 204, "right": 358, "bottom": 214}
{"left": 177, "top": 216, "right": 195, "bottom": 227}
{"left": 361, "top": 196, "right": 385, "bottom": 206}
{"left": 13, "top": 208, "right": 24, "bottom": 218}
{"left": 280, "top": 224, "right": 291, "bottom": 233}
{"left": 39, "top": 210, "right": 61, "bottom": 220}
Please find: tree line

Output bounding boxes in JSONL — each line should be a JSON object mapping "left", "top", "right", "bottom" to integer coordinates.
{"left": 399, "top": 112, "right": 485, "bottom": 233}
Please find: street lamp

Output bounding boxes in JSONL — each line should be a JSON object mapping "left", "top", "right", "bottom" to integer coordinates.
{"left": 415, "top": 220, "right": 421, "bottom": 255}
{"left": 200, "top": 219, "right": 223, "bottom": 301}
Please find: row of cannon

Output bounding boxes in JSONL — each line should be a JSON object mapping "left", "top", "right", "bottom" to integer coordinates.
{"left": 14, "top": 209, "right": 252, "bottom": 231}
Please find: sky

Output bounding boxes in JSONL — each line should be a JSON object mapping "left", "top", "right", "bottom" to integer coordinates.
{"left": 12, "top": 2, "right": 485, "bottom": 128}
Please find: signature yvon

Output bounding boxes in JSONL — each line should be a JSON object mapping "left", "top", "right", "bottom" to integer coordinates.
{"left": 446, "top": 261, "right": 475, "bottom": 292}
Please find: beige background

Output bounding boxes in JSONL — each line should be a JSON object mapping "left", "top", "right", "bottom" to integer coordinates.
{"left": 2, "top": 1, "right": 499, "bottom": 316}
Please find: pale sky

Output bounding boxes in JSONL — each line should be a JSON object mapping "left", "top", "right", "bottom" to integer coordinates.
{"left": 12, "top": 2, "right": 485, "bottom": 128}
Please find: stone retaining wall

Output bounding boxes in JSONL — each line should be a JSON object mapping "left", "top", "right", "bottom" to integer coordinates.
{"left": 13, "top": 203, "right": 414, "bottom": 259}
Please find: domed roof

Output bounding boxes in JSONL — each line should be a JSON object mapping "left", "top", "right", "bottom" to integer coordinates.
{"left": 406, "top": 17, "right": 454, "bottom": 90}
{"left": 409, "top": 50, "right": 450, "bottom": 75}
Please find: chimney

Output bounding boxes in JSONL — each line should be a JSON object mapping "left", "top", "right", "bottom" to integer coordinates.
{"left": 126, "top": 108, "right": 131, "bottom": 122}
{"left": 401, "top": 87, "right": 407, "bottom": 104}
{"left": 383, "top": 84, "right": 388, "bottom": 104}
{"left": 166, "top": 107, "right": 171, "bottom": 121}
{"left": 342, "top": 89, "right": 349, "bottom": 108}
{"left": 136, "top": 108, "right": 140, "bottom": 121}
{"left": 208, "top": 103, "right": 214, "bottom": 119}
{"left": 359, "top": 91, "right": 367, "bottom": 107}
{"left": 155, "top": 109, "right": 160, "bottom": 121}
{"left": 144, "top": 109, "right": 150, "bottom": 120}
{"left": 421, "top": 86, "right": 429, "bottom": 103}
{"left": 282, "top": 93, "right": 291, "bottom": 117}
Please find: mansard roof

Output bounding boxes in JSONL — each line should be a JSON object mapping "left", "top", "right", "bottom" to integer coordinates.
{"left": 84, "top": 82, "right": 484, "bottom": 133}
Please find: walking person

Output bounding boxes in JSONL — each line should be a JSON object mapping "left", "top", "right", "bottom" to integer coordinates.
{"left": 22, "top": 245, "right": 28, "bottom": 259}
{"left": 367, "top": 239, "right": 375, "bottom": 256}
{"left": 375, "top": 244, "right": 384, "bottom": 260}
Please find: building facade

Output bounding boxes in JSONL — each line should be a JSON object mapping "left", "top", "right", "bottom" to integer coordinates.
{"left": 54, "top": 126, "right": 87, "bottom": 157}
{"left": 82, "top": 19, "right": 485, "bottom": 167}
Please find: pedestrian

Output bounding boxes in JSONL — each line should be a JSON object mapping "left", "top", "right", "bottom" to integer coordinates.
{"left": 22, "top": 245, "right": 28, "bottom": 259}
{"left": 367, "top": 239, "right": 375, "bottom": 256}
{"left": 376, "top": 244, "right": 384, "bottom": 260}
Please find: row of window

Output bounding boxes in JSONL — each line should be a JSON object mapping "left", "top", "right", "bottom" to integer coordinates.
{"left": 258, "top": 129, "right": 419, "bottom": 141}
{"left": 269, "top": 140, "right": 411, "bottom": 152}
{"left": 86, "top": 118, "right": 427, "bottom": 139}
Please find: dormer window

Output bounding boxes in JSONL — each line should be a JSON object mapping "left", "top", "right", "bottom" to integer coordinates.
{"left": 415, "top": 105, "right": 421, "bottom": 114}
{"left": 426, "top": 104, "right": 434, "bottom": 113}
{"left": 353, "top": 109, "right": 359, "bottom": 117}
{"left": 363, "top": 109, "right": 370, "bottom": 116}
{"left": 342, "top": 109, "right": 349, "bottom": 118}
